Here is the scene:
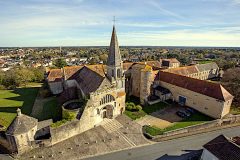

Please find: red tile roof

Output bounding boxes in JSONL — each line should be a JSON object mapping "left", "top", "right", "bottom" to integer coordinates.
{"left": 159, "top": 71, "right": 233, "bottom": 101}
{"left": 47, "top": 68, "right": 62, "bottom": 82}
{"left": 64, "top": 66, "right": 83, "bottom": 79}
{"left": 123, "top": 62, "right": 134, "bottom": 70}
{"left": 161, "top": 58, "right": 180, "bottom": 63}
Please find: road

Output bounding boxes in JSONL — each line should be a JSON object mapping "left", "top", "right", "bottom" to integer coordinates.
{"left": 83, "top": 126, "right": 240, "bottom": 160}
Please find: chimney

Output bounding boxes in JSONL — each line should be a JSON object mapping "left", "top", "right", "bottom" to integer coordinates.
{"left": 17, "top": 108, "right": 22, "bottom": 116}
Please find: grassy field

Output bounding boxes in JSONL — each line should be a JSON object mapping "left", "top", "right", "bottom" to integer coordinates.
{"left": 0, "top": 112, "right": 16, "bottom": 131}
{"left": 124, "top": 101, "right": 169, "bottom": 120}
{"left": 145, "top": 112, "right": 213, "bottom": 136}
{"left": 197, "top": 60, "right": 214, "bottom": 64}
{"left": 0, "top": 84, "right": 40, "bottom": 130}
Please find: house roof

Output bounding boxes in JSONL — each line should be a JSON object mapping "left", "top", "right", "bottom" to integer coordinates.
{"left": 123, "top": 62, "right": 134, "bottom": 70}
{"left": 203, "top": 135, "right": 240, "bottom": 160}
{"left": 47, "top": 68, "right": 63, "bottom": 82}
{"left": 158, "top": 71, "right": 233, "bottom": 101}
{"left": 63, "top": 66, "right": 83, "bottom": 79}
{"left": 161, "top": 58, "right": 180, "bottom": 63}
{"left": 137, "top": 61, "right": 162, "bottom": 69}
{"left": 47, "top": 61, "right": 163, "bottom": 83}
{"left": 164, "top": 65, "right": 199, "bottom": 76}
{"left": 75, "top": 66, "right": 111, "bottom": 95}
{"left": 6, "top": 110, "right": 38, "bottom": 135}
{"left": 196, "top": 62, "right": 218, "bottom": 72}
{"left": 164, "top": 63, "right": 219, "bottom": 76}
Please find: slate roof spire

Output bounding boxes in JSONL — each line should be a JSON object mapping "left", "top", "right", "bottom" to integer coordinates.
{"left": 107, "top": 25, "right": 122, "bottom": 66}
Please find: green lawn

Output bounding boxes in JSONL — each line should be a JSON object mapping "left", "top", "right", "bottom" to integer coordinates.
{"left": 0, "top": 112, "right": 16, "bottom": 131}
{"left": 145, "top": 112, "right": 213, "bottom": 136}
{"left": 124, "top": 102, "right": 169, "bottom": 120}
{"left": 124, "top": 110, "right": 147, "bottom": 120}
{"left": 230, "top": 107, "right": 240, "bottom": 115}
{"left": 38, "top": 97, "right": 61, "bottom": 122}
{"left": 0, "top": 84, "right": 40, "bottom": 130}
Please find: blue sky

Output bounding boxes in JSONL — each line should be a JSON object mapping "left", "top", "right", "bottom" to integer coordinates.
{"left": 0, "top": 0, "right": 240, "bottom": 47}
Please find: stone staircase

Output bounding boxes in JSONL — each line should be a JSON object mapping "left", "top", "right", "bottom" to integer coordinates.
{"left": 101, "top": 118, "right": 123, "bottom": 133}
{"left": 100, "top": 118, "right": 137, "bottom": 147}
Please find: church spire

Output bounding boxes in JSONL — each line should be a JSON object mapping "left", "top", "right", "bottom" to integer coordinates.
{"left": 107, "top": 25, "right": 122, "bottom": 66}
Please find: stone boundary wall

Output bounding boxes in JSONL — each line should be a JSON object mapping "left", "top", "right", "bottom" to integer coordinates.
{"left": 50, "top": 120, "right": 80, "bottom": 145}
{"left": 50, "top": 100, "right": 94, "bottom": 145}
{"left": 0, "top": 135, "right": 10, "bottom": 152}
{"left": 151, "top": 115, "right": 240, "bottom": 141}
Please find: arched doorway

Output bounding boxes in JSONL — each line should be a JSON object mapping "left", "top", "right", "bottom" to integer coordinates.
{"left": 102, "top": 105, "right": 113, "bottom": 119}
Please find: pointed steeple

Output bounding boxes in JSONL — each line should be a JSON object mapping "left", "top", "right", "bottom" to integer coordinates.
{"left": 107, "top": 25, "right": 122, "bottom": 66}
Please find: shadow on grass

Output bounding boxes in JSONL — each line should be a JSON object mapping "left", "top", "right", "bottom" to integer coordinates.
{"left": 0, "top": 87, "right": 39, "bottom": 115}
{"left": 37, "top": 97, "right": 62, "bottom": 122}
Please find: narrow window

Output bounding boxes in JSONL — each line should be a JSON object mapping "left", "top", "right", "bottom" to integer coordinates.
{"left": 112, "top": 70, "right": 114, "bottom": 77}
{"left": 117, "top": 69, "right": 121, "bottom": 78}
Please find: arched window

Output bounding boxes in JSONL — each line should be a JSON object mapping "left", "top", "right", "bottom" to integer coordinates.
{"left": 100, "top": 94, "right": 115, "bottom": 105}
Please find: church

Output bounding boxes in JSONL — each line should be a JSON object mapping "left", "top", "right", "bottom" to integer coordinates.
{"left": 48, "top": 25, "right": 126, "bottom": 126}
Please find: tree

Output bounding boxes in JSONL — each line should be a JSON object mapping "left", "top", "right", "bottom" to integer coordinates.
{"left": 3, "top": 69, "right": 18, "bottom": 88}
{"left": 221, "top": 68, "right": 240, "bottom": 106}
{"left": 15, "top": 68, "right": 34, "bottom": 86}
{"left": 31, "top": 67, "right": 45, "bottom": 82}
{"left": 54, "top": 58, "right": 67, "bottom": 68}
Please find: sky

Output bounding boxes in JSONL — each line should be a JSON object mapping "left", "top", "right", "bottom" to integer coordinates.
{"left": 0, "top": 0, "right": 240, "bottom": 47}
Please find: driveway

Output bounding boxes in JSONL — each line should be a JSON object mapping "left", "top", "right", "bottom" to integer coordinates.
{"left": 136, "top": 106, "right": 184, "bottom": 128}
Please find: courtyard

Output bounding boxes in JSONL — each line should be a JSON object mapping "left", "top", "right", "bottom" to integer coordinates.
{"left": 123, "top": 97, "right": 213, "bottom": 136}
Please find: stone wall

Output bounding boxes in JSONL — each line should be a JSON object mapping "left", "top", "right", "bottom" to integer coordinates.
{"left": 140, "top": 69, "right": 153, "bottom": 105}
{"left": 130, "top": 64, "right": 145, "bottom": 97}
{"left": 0, "top": 134, "right": 10, "bottom": 153}
{"left": 50, "top": 100, "right": 94, "bottom": 145}
{"left": 152, "top": 115, "right": 240, "bottom": 141}
{"left": 48, "top": 81, "right": 63, "bottom": 95}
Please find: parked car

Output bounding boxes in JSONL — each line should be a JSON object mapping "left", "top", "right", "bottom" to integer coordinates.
{"left": 186, "top": 107, "right": 195, "bottom": 114}
{"left": 181, "top": 110, "right": 191, "bottom": 117}
{"left": 176, "top": 111, "right": 186, "bottom": 118}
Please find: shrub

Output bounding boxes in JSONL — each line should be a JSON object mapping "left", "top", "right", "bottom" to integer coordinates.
{"left": 62, "top": 110, "right": 76, "bottom": 121}
{"left": 126, "top": 102, "right": 135, "bottom": 111}
{"left": 0, "top": 85, "right": 6, "bottom": 90}
{"left": 135, "top": 105, "right": 142, "bottom": 111}
{"left": 126, "top": 102, "right": 142, "bottom": 112}
{"left": 51, "top": 119, "right": 68, "bottom": 128}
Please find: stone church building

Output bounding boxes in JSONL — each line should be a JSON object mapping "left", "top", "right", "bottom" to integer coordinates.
{"left": 49, "top": 25, "right": 126, "bottom": 124}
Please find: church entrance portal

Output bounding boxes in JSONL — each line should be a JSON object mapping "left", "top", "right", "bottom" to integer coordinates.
{"left": 102, "top": 105, "right": 113, "bottom": 119}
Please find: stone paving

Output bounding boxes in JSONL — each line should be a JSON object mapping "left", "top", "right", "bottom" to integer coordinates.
{"left": 136, "top": 115, "right": 172, "bottom": 129}
{"left": 19, "top": 115, "right": 151, "bottom": 160}
{"left": 136, "top": 106, "right": 184, "bottom": 129}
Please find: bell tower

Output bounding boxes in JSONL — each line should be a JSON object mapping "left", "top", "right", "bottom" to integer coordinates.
{"left": 106, "top": 25, "right": 125, "bottom": 90}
